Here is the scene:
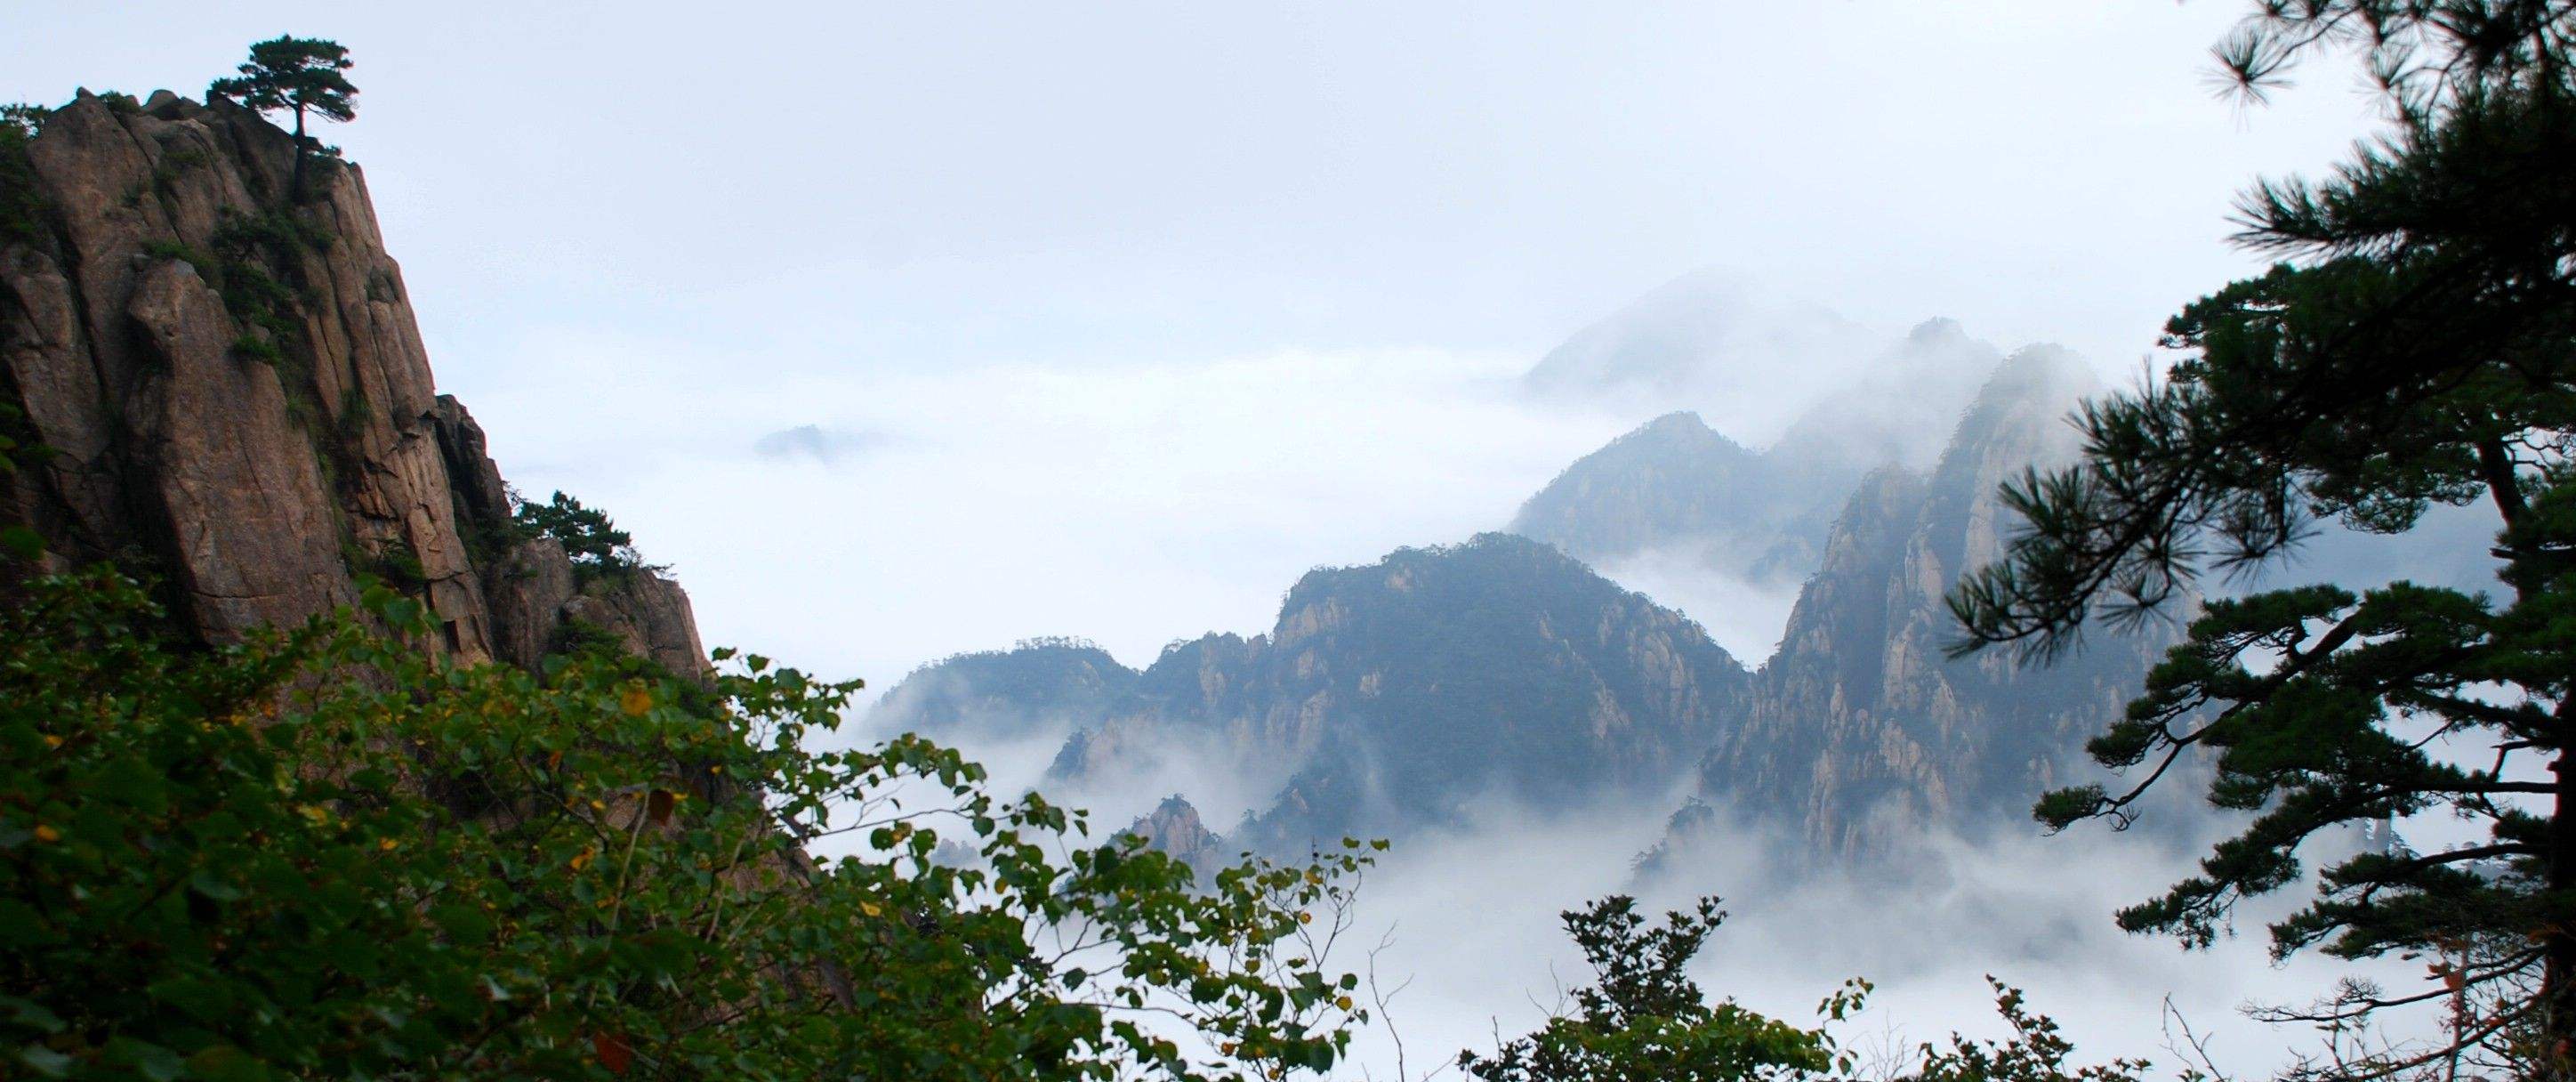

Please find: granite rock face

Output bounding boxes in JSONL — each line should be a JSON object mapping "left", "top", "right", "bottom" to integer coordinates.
{"left": 1667, "top": 346, "right": 2178, "bottom": 856}
{"left": 1124, "top": 795, "right": 1230, "bottom": 876}
{"left": 0, "top": 91, "right": 704, "bottom": 677}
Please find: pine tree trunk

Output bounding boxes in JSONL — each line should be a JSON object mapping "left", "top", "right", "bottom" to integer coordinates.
{"left": 289, "top": 107, "right": 307, "bottom": 198}
{"left": 2551, "top": 740, "right": 2576, "bottom": 1078}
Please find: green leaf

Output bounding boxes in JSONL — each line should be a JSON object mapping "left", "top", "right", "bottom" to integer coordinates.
{"left": 183, "top": 1044, "right": 269, "bottom": 1082}
{"left": 0, "top": 996, "right": 63, "bottom": 1035}
{"left": 0, "top": 525, "right": 43, "bottom": 561}
{"left": 104, "top": 1037, "right": 184, "bottom": 1081}
{"left": 16, "top": 1045, "right": 73, "bottom": 1078}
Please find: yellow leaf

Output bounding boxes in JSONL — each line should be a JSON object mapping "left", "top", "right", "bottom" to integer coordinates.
{"left": 378, "top": 837, "right": 399, "bottom": 852}
{"left": 618, "top": 685, "right": 653, "bottom": 717}
{"left": 1336, "top": 996, "right": 1353, "bottom": 1010}
{"left": 33, "top": 824, "right": 60, "bottom": 844}
{"left": 860, "top": 900, "right": 883, "bottom": 917}
{"left": 570, "top": 847, "right": 596, "bottom": 871}
{"left": 42, "top": 734, "right": 62, "bottom": 749}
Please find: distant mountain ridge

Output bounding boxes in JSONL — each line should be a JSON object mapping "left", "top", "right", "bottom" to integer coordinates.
{"left": 873, "top": 534, "right": 1749, "bottom": 849}
{"left": 1520, "top": 271, "right": 1879, "bottom": 426}
{"left": 872, "top": 287, "right": 2178, "bottom": 868}
{"left": 872, "top": 638, "right": 1136, "bottom": 743}
{"left": 1511, "top": 318, "right": 2004, "bottom": 588}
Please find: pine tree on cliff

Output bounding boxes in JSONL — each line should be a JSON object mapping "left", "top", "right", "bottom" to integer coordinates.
{"left": 1948, "top": 3, "right": 2576, "bottom": 1074}
{"left": 206, "top": 35, "right": 356, "bottom": 190}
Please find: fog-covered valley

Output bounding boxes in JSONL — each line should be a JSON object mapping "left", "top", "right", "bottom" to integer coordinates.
{"left": 833, "top": 279, "right": 2469, "bottom": 1076}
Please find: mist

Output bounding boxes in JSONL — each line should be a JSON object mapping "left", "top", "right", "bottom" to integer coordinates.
{"left": 458, "top": 312, "right": 2011, "bottom": 705}
{"left": 1260, "top": 799, "right": 2427, "bottom": 1080}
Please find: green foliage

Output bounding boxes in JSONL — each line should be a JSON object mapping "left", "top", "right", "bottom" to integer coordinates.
{"left": 0, "top": 563, "right": 1374, "bottom": 1079}
{"left": 1458, "top": 896, "right": 1862, "bottom": 1082}
{"left": 0, "top": 403, "right": 47, "bottom": 562}
{"left": 205, "top": 36, "right": 355, "bottom": 143}
{"left": 0, "top": 103, "right": 48, "bottom": 246}
{"left": 517, "top": 491, "right": 662, "bottom": 580}
{"left": 1908, "top": 981, "right": 2155, "bottom": 1082}
{"left": 1945, "top": 1, "right": 2576, "bottom": 1071}
{"left": 1457, "top": 896, "right": 2159, "bottom": 1082}
{"left": 340, "top": 534, "right": 427, "bottom": 594}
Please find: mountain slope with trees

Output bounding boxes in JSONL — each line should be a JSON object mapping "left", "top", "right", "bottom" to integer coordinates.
{"left": 875, "top": 533, "right": 1751, "bottom": 849}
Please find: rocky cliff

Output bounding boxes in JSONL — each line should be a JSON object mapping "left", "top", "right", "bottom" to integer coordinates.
{"left": 873, "top": 533, "right": 1750, "bottom": 852}
{"left": 1124, "top": 795, "right": 1231, "bottom": 877}
{"left": 1662, "top": 346, "right": 2178, "bottom": 856}
{"left": 0, "top": 90, "right": 704, "bottom": 675}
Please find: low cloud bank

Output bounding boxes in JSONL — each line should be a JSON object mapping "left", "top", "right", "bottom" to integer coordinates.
{"left": 1334, "top": 799, "right": 2430, "bottom": 1080}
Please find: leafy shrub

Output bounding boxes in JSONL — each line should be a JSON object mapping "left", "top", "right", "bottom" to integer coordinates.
{"left": 1460, "top": 895, "right": 1864, "bottom": 1082}
{"left": 1459, "top": 895, "right": 2153, "bottom": 1082}
{"left": 1908, "top": 981, "right": 2153, "bottom": 1082}
{"left": 0, "top": 563, "right": 1375, "bottom": 1079}
{"left": 0, "top": 104, "right": 48, "bottom": 246}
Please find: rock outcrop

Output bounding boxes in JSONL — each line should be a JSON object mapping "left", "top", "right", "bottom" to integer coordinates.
{"left": 1125, "top": 795, "right": 1230, "bottom": 876}
{"left": 0, "top": 90, "right": 704, "bottom": 675}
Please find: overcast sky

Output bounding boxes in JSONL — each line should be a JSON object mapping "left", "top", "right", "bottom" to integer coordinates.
{"left": 10, "top": 2, "right": 2385, "bottom": 689}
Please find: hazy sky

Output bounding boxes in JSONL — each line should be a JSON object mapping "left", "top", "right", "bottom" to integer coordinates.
{"left": 10, "top": 2, "right": 2387, "bottom": 689}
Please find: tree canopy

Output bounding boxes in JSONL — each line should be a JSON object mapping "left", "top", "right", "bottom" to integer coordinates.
{"left": 1949, "top": 2, "right": 2576, "bottom": 1075}
{"left": 0, "top": 562, "right": 1375, "bottom": 1080}
{"left": 516, "top": 490, "right": 659, "bottom": 578}
{"left": 1453, "top": 894, "right": 2148, "bottom": 1082}
{"left": 205, "top": 36, "right": 356, "bottom": 143}
{"left": 1457, "top": 895, "right": 1863, "bottom": 1082}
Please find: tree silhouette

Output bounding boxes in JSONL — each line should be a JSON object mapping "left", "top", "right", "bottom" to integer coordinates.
{"left": 207, "top": 36, "right": 356, "bottom": 147}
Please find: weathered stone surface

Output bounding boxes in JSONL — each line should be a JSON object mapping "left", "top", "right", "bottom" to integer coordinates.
{"left": 565, "top": 571, "right": 713, "bottom": 681}
{"left": 1670, "top": 347, "right": 2178, "bottom": 856}
{"left": 485, "top": 537, "right": 577, "bottom": 671}
{"left": 1125, "top": 795, "right": 1228, "bottom": 876}
{"left": 0, "top": 91, "right": 710, "bottom": 678}
{"left": 125, "top": 256, "right": 351, "bottom": 632}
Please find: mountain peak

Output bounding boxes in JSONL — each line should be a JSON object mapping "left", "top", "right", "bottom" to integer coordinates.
{"left": 1977, "top": 343, "right": 2096, "bottom": 400}
{"left": 1905, "top": 317, "right": 1968, "bottom": 345}
{"left": 1638, "top": 409, "right": 1715, "bottom": 434}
